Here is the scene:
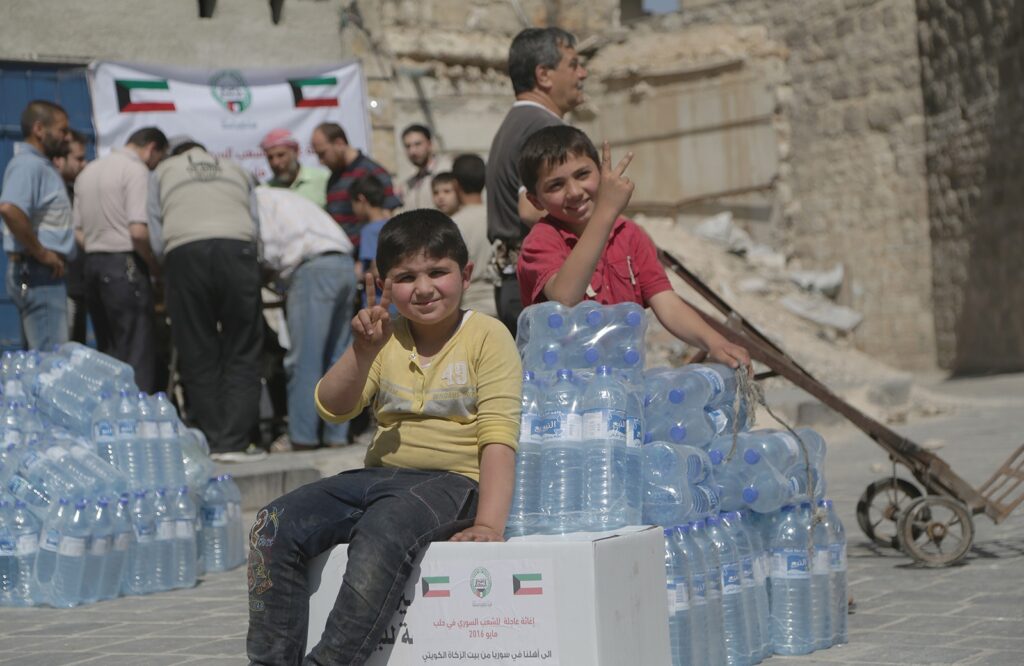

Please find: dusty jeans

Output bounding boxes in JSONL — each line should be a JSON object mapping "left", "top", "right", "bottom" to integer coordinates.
{"left": 246, "top": 467, "right": 479, "bottom": 665}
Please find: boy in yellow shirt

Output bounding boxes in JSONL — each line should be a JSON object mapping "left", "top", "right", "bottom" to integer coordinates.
{"left": 247, "top": 210, "right": 522, "bottom": 665}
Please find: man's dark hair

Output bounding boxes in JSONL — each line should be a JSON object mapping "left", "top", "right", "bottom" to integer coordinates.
{"left": 316, "top": 122, "right": 349, "bottom": 144}
{"left": 376, "top": 209, "right": 469, "bottom": 277}
{"left": 20, "top": 100, "right": 66, "bottom": 138}
{"left": 431, "top": 172, "right": 457, "bottom": 189}
{"left": 452, "top": 154, "right": 485, "bottom": 195}
{"left": 508, "top": 27, "right": 577, "bottom": 96}
{"left": 401, "top": 124, "right": 432, "bottom": 141}
{"left": 348, "top": 174, "right": 386, "bottom": 208}
{"left": 127, "top": 127, "right": 169, "bottom": 150}
{"left": 518, "top": 125, "right": 600, "bottom": 194}
{"left": 171, "top": 141, "right": 206, "bottom": 156}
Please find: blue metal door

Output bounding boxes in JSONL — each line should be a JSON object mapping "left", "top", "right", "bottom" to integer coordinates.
{"left": 0, "top": 61, "right": 95, "bottom": 350}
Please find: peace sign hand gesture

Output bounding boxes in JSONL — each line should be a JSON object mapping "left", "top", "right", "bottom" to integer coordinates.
{"left": 352, "top": 273, "right": 394, "bottom": 355}
{"left": 595, "top": 141, "right": 635, "bottom": 220}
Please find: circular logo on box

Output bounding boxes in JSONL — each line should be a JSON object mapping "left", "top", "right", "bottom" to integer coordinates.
{"left": 470, "top": 567, "right": 492, "bottom": 598}
{"left": 209, "top": 70, "right": 252, "bottom": 114}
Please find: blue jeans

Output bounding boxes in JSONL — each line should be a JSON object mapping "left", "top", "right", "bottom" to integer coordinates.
{"left": 246, "top": 467, "right": 479, "bottom": 666}
{"left": 284, "top": 252, "right": 356, "bottom": 445}
{"left": 5, "top": 258, "right": 68, "bottom": 351}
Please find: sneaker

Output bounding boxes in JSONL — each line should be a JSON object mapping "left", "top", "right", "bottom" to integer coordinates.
{"left": 211, "top": 446, "right": 269, "bottom": 463}
{"left": 269, "top": 434, "right": 293, "bottom": 453}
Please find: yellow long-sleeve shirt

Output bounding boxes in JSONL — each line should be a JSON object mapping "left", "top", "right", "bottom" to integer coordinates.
{"left": 316, "top": 312, "right": 522, "bottom": 482}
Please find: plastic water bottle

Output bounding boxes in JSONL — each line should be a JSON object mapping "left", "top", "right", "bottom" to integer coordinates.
{"left": 202, "top": 477, "right": 231, "bottom": 572}
{"left": 725, "top": 511, "right": 771, "bottom": 660}
{"left": 43, "top": 445, "right": 101, "bottom": 497}
{"left": 538, "top": 370, "right": 584, "bottom": 534}
{"left": 664, "top": 410, "right": 717, "bottom": 449}
{"left": 35, "top": 498, "right": 69, "bottom": 601}
{"left": 152, "top": 488, "right": 176, "bottom": 591}
{"left": 819, "top": 499, "right": 847, "bottom": 646}
{"left": 709, "top": 449, "right": 749, "bottom": 513}
{"left": 691, "top": 483, "right": 720, "bottom": 518}
{"left": 740, "top": 430, "right": 802, "bottom": 476}
{"left": 68, "top": 441, "right": 130, "bottom": 497}
{"left": 582, "top": 366, "right": 631, "bottom": 530}
{"left": 220, "top": 475, "right": 245, "bottom": 568}
{"left": 9, "top": 499, "right": 41, "bottom": 606}
{"left": 17, "top": 444, "right": 89, "bottom": 502}
{"left": 521, "top": 304, "right": 570, "bottom": 372}
{"left": 769, "top": 505, "right": 813, "bottom": 655}
{"left": 58, "top": 342, "right": 135, "bottom": 389}
{"left": 672, "top": 524, "right": 710, "bottom": 666}
{"left": 6, "top": 463, "right": 53, "bottom": 518}
{"left": 518, "top": 302, "right": 569, "bottom": 348}
{"left": 101, "top": 495, "right": 134, "bottom": 601}
{"left": 51, "top": 498, "right": 90, "bottom": 608}
{"left": 80, "top": 497, "right": 113, "bottom": 605}
{"left": 688, "top": 519, "right": 727, "bottom": 666}
{"left": 568, "top": 301, "right": 606, "bottom": 368}
{"left": 172, "top": 486, "right": 198, "bottom": 589}
{"left": 600, "top": 303, "right": 645, "bottom": 369}
{"left": 810, "top": 502, "right": 832, "bottom": 651}
{"left": 664, "top": 529, "right": 692, "bottom": 666}
{"left": 642, "top": 442, "right": 708, "bottom": 527}
{"left": 722, "top": 511, "right": 767, "bottom": 663}
{"left": 705, "top": 514, "right": 753, "bottom": 666}
{"left": 124, "top": 490, "right": 156, "bottom": 595}
{"left": 136, "top": 394, "right": 161, "bottom": 490}
{"left": 92, "top": 392, "right": 118, "bottom": 468}
{"left": 20, "top": 404, "right": 45, "bottom": 447}
{"left": 153, "top": 393, "right": 187, "bottom": 489}
{"left": 113, "top": 390, "right": 142, "bottom": 486}
{"left": 0, "top": 500, "right": 17, "bottom": 604}
{"left": 507, "top": 372, "right": 543, "bottom": 537}
{"left": 685, "top": 363, "right": 739, "bottom": 408}
{"left": 788, "top": 429, "right": 828, "bottom": 502}
{"left": 741, "top": 449, "right": 797, "bottom": 514}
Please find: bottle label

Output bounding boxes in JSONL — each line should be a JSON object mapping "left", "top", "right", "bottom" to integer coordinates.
{"left": 541, "top": 412, "right": 582, "bottom": 442}
{"left": 7, "top": 475, "right": 28, "bottom": 497}
{"left": 673, "top": 575, "right": 689, "bottom": 611}
{"left": 158, "top": 421, "right": 178, "bottom": 438}
{"left": 93, "top": 421, "right": 116, "bottom": 443}
{"left": 156, "top": 520, "right": 176, "bottom": 541}
{"left": 16, "top": 534, "right": 38, "bottom": 556}
{"left": 720, "top": 563, "right": 742, "bottom": 595}
{"left": 625, "top": 416, "right": 643, "bottom": 449}
{"left": 90, "top": 536, "right": 111, "bottom": 556}
{"left": 753, "top": 555, "right": 768, "bottom": 585}
{"left": 829, "top": 544, "right": 847, "bottom": 572}
{"left": 706, "top": 408, "right": 728, "bottom": 434}
{"left": 140, "top": 421, "right": 159, "bottom": 439}
{"left": 58, "top": 536, "right": 86, "bottom": 557}
{"left": 41, "top": 528, "right": 60, "bottom": 552}
{"left": 117, "top": 419, "right": 137, "bottom": 436}
{"left": 771, "top": 549, "right": 810, "bottom": 579}
{"left": 582, "top": 408, "right": 626, "bottom": 441}
{"left": 203, "top": 506, "right": 228, "bottom": 528}
{"left": 114, "top": 533, "right": 133, "bottom": 551}
{"left": 176, "top": 519, "right": 195, "bottom": 539}
{"left": 519, "top": 415, "right": 539, "bottom": 444}
{"left": 690, "top": 366, "right": 725, "bottom": 399}
{"left": 0, "top": 536, "right": 15, "bottom": 555}
{"left": 690, "top": 573, "right": 706, "bottom": 602}
{"left": 704, "top": 568, "right": 722, "bottom": 597}
{"left": 813, "top": 549, "right": 831, "bottom": 575}
{"left": 741, "top": 556, "right": 755, "bottom": 585}
{"left": 665, "top": 583, "right": 677, "bottom": 616}
{"left": 135, "top": 524, "right": 155, "bottom": 543}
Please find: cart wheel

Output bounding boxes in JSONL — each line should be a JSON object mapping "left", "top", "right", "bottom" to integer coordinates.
{"left": 856, "top": 478, "right": 923, "bottom": 549}
{"left": 896, "top": 496, "right": 974, "bottom": 567}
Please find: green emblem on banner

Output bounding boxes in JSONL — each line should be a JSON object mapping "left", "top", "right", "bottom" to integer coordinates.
{"left": 470, "top": 567, "right": 492, "bottom": 599}
{"left": 209, "top": 70, "right": 252, "bottom": 113}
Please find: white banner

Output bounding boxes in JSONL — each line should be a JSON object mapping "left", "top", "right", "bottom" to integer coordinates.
{"left": 87, "top": 60, "right": 370, "bottom": 182}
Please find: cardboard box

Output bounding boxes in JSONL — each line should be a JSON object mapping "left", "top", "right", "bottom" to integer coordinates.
{"left": 307, "top": 526, "right": 670, "bottom": 665}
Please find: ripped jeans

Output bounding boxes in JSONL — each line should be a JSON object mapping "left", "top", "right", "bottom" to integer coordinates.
{"left": 246, "top": 467, "right": 479, "bottom": 666}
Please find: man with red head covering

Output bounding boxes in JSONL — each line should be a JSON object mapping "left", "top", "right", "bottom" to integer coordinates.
{"left": 261, "top": 128, "right": 330, "bottom": 207}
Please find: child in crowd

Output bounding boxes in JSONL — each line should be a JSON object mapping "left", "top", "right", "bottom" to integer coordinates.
{"left": 431, "top": 171, "right": 460, "bottom": 216}
{"left": 349, "top": 174, "right": 390, "bottom": 284}
{"left": 516, "top": 125, "right": 750, "bottom": 370}
{"left": 246, "top": 210, "right": 522, "bottom": 665}
{"left": 450, "top": 153, "right": 498, "bottom": 316}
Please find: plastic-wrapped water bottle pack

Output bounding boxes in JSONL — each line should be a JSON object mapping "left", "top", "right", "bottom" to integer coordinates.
{"left": 0, "top": 346, "right": 244, "bottom": 608}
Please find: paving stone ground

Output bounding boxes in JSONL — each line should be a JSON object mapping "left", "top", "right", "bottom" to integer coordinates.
{"left": 1, "top": 372, "right": 1021, "bottom": 665}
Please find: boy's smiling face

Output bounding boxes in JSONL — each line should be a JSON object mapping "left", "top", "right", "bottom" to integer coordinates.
{"left": 526, "top": 151, "right": 600, "bottom": 232}
{"left": 383, "top": 251, "right": 471, "bottom": 330}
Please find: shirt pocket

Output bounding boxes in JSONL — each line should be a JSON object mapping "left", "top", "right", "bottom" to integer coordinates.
{"left": 606, "top": 257, "right": 644, "bottom": 305}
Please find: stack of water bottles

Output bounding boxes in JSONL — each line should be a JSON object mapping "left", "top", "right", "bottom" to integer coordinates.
{"left": 0, "top": 345, "right": 246, "bottom": 608}
{"left": 507, "top": 301, "right": 647, "bottom": 536}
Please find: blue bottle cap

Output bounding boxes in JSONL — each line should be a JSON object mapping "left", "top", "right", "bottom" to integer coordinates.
{"left": 708, "top": 449, "right": 724, "bottom": 465}
{"left": 546, "top": 313, "right": 564, "bottom": 329}
{"left": 677, "top": 523, "right": 690, "bottom": 534}
{"left": 743, "top": 449, "right": 760, "bottom": 465}
{"left": 75, "top": 499, "right": 88, "bottom": 510}
{"left": 663, "top": 527, "right": 674, "bottom": 537}
{"left": 623, "top": 349, "right": 640, "bottom": 366}
{"left": 542, "top": 349, "right": 559, "bottom": 367}
{"left": 178, "top": 486, "right": 189, "bottom": 494}
{"left": 669, "top": 424, "right": 687, "bottom": 442}
{"left": 556, "top": 369, "right": 573, "bottom": 381}
{"left": 14, "top": 500, "right": 26, "bottom": 509}
{"left": 780, "top": 504, "right": 796, "bottom": 512}
{"left": 58, "top": 497, "right": 69, "bottom": 505}
{"left": 523, "top": 370, "right": 535, "bottom": 382}
{"left": 97, "top": 498, "right": 109, "bottom": 508}
{"left": 742, "top": 487, "right": 759, "bottom": 503}
{"left": 586, "top": 309, "right": 604, "bottom": 327}
{"left": 726, "top": 511, "right": 741, "bottom": 521}
{"left": 668, "top": 389, "right": 684, "bottom": 404}
{"left": 134, "top": 490, "right": 147, "bottom": 499}
{"left": 643, "top": 433, "right": 654, "bottom": 444}
{"left": 583, "top": 348, "right": 600, "bottom": 365}
{"left": 625, "top": 310, "right": 643, "bottom": 327}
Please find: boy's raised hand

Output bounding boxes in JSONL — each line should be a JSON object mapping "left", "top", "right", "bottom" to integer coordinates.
{"left": 596, "top": 141, "right": 635, "bottom": 219}
{"left": 352, "top": 273, "right": 393, "bottom": 353}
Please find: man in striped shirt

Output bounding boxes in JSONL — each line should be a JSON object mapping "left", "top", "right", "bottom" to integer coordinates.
{"left": 310, "top": 122, "right": 401, "bottom": 256}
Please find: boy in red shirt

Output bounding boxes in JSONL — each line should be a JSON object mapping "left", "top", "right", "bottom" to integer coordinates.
{"left": 516, "top": 125, "right": 750, "bottom": 369}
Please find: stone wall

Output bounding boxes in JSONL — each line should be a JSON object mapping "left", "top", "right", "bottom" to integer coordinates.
{"left": 917, "top": 0, "right": 1024, "bottom": 372}
{"left": 672, "top": 0, "right": 937, "bottom": 370}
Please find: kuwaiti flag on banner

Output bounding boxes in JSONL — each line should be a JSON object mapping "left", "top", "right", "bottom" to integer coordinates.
{"left": 88, "top": 60, "right": 369, "bottom": 182}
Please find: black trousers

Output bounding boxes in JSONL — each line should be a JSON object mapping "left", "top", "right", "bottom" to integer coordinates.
{"left": 495, "top": 274, "right": 522, "bottom": 339}
{"left": 83, "top": 252, "right": 159, "bottom": 393}
{"left": 164, "top": 238, "right": 263, "bottom": 453}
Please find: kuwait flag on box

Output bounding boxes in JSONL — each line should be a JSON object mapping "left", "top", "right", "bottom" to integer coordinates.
{"left": 513, "top": 573, "right": 543, "bottom": 595}
{"left": 421, "top": 576, "right": 450, "bottom": 598}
